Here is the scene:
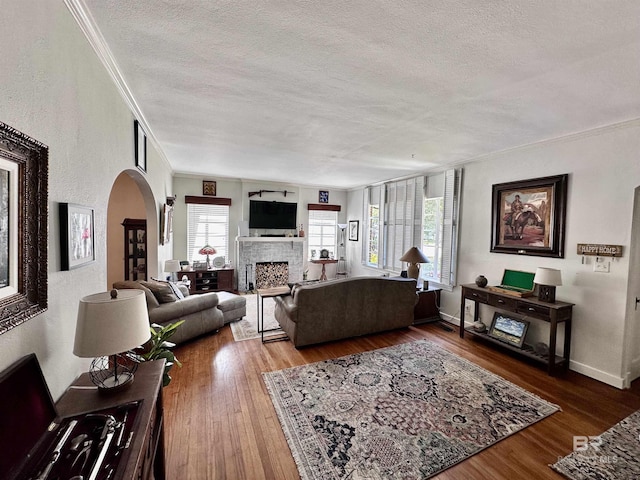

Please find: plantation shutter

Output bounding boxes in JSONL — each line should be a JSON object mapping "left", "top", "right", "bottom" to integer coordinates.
{"left": 384, "top": 177, "right": 424, "bottom": 271}
{"left": 440, "top": 168, "right": 462, "bottom": 287}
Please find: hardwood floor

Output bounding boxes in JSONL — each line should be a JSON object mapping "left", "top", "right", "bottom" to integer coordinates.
{"left": 163, "top": 321, "right": 640, "bottom": 479}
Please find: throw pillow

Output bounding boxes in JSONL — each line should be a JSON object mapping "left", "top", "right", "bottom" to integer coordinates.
{"left": 150, "top": 278, "right": 185, "bottom": 300}
{"left": 112, "top": 280, "right": 160, "bottom": 309}
{"left": 141, "top": 279, "right": 177, "bottom": 304}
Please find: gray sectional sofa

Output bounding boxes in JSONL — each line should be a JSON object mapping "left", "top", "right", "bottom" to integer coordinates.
{"left": 113, "top": 280, "right": 245, "bottom": 344}
{"left": 274, "top": 276, "right": 418, "bottom": 347}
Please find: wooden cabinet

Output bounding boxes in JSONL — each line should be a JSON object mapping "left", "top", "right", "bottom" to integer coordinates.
{"left": 123, "top": 218, "right": 147, "bottom": 281}
{"left": 460, "top": 284, "right": 574, "bottom": 375}
{"left": 181, "top": 269, "right": 234, "bottom": 294}
{"left": 56, "top": 360, "right": 166, "bottom": 480}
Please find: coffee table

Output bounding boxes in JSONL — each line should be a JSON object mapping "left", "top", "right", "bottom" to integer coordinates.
{"left": 256, "top": 286, "right": 290, "bottom": 342}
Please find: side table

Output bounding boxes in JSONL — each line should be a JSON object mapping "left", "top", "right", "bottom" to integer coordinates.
{"left": 311, "top": 259, "right": 338, "bottom": 281}
{"left": 257, "top": 286, "right": 290, "bottom": 342}
{"left": 413, "top": 287, "right": 453, "bottom": 331}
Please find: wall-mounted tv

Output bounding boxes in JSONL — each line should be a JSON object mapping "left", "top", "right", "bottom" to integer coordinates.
{"left": 249, "top": 200, "right": 297, "bottom": 229}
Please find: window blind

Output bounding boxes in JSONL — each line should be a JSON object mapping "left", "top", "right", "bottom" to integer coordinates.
{"left": 187, "top": 204, "right": 230, "bottom": 263}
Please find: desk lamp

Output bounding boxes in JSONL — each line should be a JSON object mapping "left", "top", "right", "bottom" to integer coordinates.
{"left": 164, "top": 259, "right": 181, "bottom": 281}
{"left": 74, "top": 289, "right": 151, "bottom": 391}
{"left": 399, "top": 247, "right": 430, "bottom": 280}
{"left": 534, "top": 267, "right": 562, "bottom": 303}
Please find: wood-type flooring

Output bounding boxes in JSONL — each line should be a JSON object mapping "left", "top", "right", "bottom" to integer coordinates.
{"left": 163, "top": 320, "right": 640, "bottom": 479}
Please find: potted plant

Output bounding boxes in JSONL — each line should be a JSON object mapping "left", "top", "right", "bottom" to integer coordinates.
{"left": 136, "top": 321, "right": 184, "bottom": 387}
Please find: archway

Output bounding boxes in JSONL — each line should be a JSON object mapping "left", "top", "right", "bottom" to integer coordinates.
{"left": 106, "top": 170, "right": 158, "bottom": 289}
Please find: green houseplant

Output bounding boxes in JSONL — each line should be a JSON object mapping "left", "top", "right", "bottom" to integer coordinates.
{"left": 137, "top": 321, "right": 184, "bottom": 387}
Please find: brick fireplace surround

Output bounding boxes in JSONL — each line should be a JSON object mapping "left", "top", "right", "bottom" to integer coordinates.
{"left": 236, "top": 237, "right": 304, "bottom": 291}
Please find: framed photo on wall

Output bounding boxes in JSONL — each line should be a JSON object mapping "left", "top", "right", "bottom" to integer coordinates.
{"left": 348, "top": 220, "right": 359, "bottom": 241}
{"left": 203, "top": 180, "right": 217, "bottom": 196}
{"left": 490, "top": 174, "right": 568, "bottom": 258}
{"left": 319, "top": 190, "right": 329, "bottom": 203}
{"left": 60, "top": 203, "right": 95, "bottom": 270}
{"left": 134, "top": 120, "right": 146, "bottom": 173}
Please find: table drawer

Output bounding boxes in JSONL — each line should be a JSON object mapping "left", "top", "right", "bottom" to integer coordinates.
{"left": 516, "top": 302, "right": 550, "bottom": 320}
{"left": 465, "top": 289, "right": 489, "bottom": 303}
{"left": 488, "top": 295, "right": 517, "bottom": 310}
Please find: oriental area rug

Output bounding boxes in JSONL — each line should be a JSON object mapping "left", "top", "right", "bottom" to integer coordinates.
{"left": 229, "top": 294, "right": 282, "bottom": 342}
{"left": 551, "top": 409, "right": 640, "bottom": 479}
{"left": 263, "top": 340, "right": 559, "bottom": 479}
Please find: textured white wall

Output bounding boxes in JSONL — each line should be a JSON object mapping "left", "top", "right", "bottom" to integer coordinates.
{"left": 0, "top": 1, "right": 172, "bottom": 399}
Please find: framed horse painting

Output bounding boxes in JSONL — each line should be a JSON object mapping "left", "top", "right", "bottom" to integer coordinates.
{"left": 491, "top": 174, "right": 568, "bottom": 258}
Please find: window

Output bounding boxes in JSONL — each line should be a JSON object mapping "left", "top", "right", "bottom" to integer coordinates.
{"left": 187, "top": 203, "right": 230, "bottom": 263}
{"left": 364, "top": 186, "right": 381, "bottom": 267}
{"left": 362, "top": 168, "right": 462, "bottom": 290}
{"left": 420, "top": 168, "right": 462, "bottom": 288}
{"left": 308, "top": 210, "right": 337, "bottom": 258}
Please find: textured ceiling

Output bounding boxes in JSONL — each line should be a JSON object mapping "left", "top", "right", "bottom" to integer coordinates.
{"left": 79, "top": 1, "right": 640, "bottom": 188}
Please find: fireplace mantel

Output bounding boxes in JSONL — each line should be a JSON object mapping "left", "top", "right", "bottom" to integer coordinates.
{"left": 237, "top": 236, "right": 305, "bottom": 243}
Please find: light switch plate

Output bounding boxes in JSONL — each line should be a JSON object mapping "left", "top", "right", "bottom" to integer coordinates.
{"left": 594, "top": 260, "right": 610, "bottom": 273}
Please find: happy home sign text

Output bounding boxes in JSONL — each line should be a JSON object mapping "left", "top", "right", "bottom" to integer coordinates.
{"left": 576, "top": 244, "right": 623, "bottom": 257}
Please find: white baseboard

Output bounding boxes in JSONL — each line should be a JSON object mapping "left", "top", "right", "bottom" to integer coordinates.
{"left": 568, "top": 360, "right": 625, "bottom": 389}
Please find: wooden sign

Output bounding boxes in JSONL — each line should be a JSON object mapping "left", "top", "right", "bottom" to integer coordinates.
{"left": 576, "top": 244, "right": 623, "bottom": 257}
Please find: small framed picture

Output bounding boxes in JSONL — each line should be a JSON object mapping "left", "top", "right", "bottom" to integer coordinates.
{"left": 134, "top": 120, "right": 146, "bottom": 173}
{"left": 488, "top": 312, "right": 530, "bottom": 348}
{"left": 60, "top": 203, "right": 95, "bottom": 270}
{"left": 319, "top": 190, "right": 329, "bottom": 203}
{"left": 203, "top": 180, "right": 217, "bottom": 196}
{"left": 348, "top": 220, "right": 359, "bottom": 241}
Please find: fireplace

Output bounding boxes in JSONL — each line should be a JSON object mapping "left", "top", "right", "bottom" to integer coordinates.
{"left": 236, "top": 237, "right": 304, "bottom": 291}
{"left": 255, "top": 262, "right": 288, "bottom": 289}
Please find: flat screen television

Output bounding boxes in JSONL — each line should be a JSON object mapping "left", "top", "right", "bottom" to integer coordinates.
{"left": 249, "top": 200, "right": 297, "bottom": 229}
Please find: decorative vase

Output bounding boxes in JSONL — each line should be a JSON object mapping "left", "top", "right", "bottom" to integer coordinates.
{"left": 475, "top": 275, "right": 488, "bottom": 287}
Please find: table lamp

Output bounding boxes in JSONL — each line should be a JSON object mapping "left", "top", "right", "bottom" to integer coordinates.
{"left": 74, "top": 289, "right": 151, "bottom": 391}
{"left": 164, "top": 259, "right": 181, "bottom": 281}
{"left": 534, "top": 267, "right": 562, "bottom": 303}
{"left": 399, "top": 247, "right": 430, "bottom": 282}
{"left": 198, "top": 245, "right": 217, "bottom": 269}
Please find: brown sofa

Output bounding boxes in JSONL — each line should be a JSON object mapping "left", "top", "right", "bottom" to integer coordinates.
{"left": 274, "top": 276, "right": 418, "bottom": 347}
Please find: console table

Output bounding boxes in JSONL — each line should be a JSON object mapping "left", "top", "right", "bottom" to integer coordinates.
{"left": 460, "top": 284, "right": 574, "bottom": 375}
{"left": 56, "top": 360, "right": 166, "bottom": 480}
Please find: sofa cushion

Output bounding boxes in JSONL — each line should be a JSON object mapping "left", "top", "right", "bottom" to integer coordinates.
{"left": 113, "top": 280, "right": 160, "bottom": 309}
{"left": 141, "top": 279, "right": 178, "bottom": 303}
{"left": 147, "top": 292, "right": 220, "bottom": 324}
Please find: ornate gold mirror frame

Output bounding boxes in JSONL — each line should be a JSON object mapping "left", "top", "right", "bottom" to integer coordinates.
{"left": 0, "top": 122, "right": 48, "bottom": 335}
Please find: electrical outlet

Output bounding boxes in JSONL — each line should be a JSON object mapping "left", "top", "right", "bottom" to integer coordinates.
{"left": 593, "top": 260, "right": 610, "bottom": 273}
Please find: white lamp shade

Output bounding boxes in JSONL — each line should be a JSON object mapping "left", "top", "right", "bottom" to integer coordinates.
{"left": 164, "top": 259, "right": 181, "bottom": 273}
{"left": 399, "top": 247, "right": 430, "bottom": 264}
{"left": 534, "top": 267, "right": 562, "bottom": 286}
{"left": 74, "top": 289, "right": 151, "bottom": 358}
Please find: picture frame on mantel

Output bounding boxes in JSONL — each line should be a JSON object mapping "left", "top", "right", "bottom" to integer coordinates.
{"left": 490, "top": 174, "right": 568, "bottom": 258}
{"left": 134, "top": 119, "right": 146, "bottom": 173}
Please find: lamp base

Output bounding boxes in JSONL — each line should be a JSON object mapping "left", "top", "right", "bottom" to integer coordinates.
{"left": 538, "top": 285, "right": 556, "bottom": 303}
{"left": 407, "top": 263, "right": 420, "bottom": 280}
{"left": 89, "top": 353, "right": 139, "bottom": 392}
